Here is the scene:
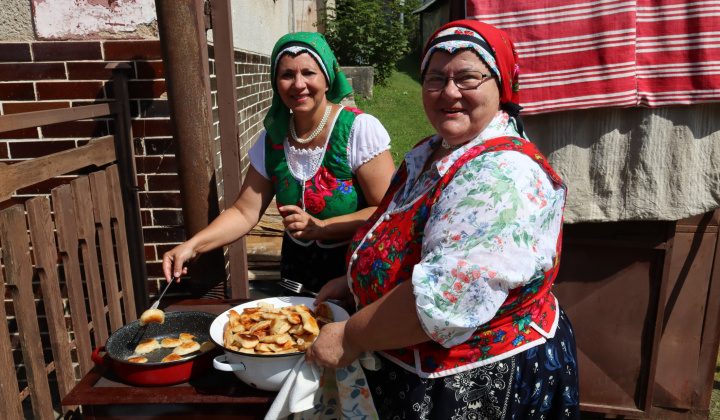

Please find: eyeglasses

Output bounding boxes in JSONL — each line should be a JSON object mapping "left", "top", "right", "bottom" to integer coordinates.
{"left": 421, "top": 71, "right": 493, "bottom": 92}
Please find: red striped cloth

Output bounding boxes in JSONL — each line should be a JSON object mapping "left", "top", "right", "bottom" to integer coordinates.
{"left": 466, "top": 0, "right": 720, "bottom": 114}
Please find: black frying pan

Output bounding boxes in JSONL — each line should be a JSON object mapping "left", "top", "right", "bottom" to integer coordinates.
{"left": 92, "top": 311, "right": 220, "bottom": 386}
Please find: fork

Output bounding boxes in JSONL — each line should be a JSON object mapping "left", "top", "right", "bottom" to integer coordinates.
{"left": 279, "top": 278, "right": 344, "bottom": 306}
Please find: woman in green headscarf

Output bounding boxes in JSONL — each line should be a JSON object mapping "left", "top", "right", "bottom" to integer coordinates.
{"left": 162, "top": 32, "right": 395, "bottom": 295}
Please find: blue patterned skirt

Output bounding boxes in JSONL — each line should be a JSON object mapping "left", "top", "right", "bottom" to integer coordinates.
{"left": 363, "top": 308, "right": 580, "bottom": 420}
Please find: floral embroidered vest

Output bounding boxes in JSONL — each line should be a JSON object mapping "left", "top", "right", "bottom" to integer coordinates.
{"left": 266, "top": 107, "right": 368, "bottom": 246}
{"left": 347, "top": 136, "right": 567, "bottom": 376}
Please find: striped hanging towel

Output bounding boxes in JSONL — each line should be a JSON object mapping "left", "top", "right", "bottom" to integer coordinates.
{"left": 466, "top": 0, "right": 720, "bottom": 114}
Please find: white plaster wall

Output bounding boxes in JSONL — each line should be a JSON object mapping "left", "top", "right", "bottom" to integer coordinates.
{"left": 209, "top": 0, "right": 292, "bottom": 55}
{"left": 209, "top": 0, "right": 326, "bottom": 55}
{"left": 0, "top": 0, "right": 35, "bottom": 41}
{"left": 3, "top": 0, "right": 326, "bottom": 47}
{"left": 292, "top": 0, "right": 324, "bottom": 33}
{"left": 32, "top": 0, "right": 157, "bottom": 40}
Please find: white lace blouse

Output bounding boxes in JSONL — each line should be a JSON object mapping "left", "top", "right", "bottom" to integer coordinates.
{"left": 249, "top": 110, "right": 391, "bottom": 182}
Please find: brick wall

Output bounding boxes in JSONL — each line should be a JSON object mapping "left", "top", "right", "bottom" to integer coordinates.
{"left": 0, "top": 39, "right": 183, "bottom": 297}
{"left": 0, "top": 40, "right": 272, "bottom": 400}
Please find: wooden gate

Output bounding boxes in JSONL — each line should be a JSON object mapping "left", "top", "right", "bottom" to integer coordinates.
{"left": 0, "top": 65, "right": 146, "bottom": 419}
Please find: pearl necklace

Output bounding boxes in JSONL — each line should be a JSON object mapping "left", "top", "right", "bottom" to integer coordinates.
{"left": 441, "top": 138, "right": 462, "bottom": 150}
{"left": 289, "top": 105, "right": 332, "bottom": 144}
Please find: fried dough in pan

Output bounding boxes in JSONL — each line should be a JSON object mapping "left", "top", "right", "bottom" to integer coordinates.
{"left": 162, "top": 353, "right": 183, "bottom": 363}
{"left": 161, "top": 337, "right": 183, "bottom": 348}
{"left": 135, "top": 338, "right": 160, "bottom": 354}
{"left": 139, "top": 308, "right": 165, "bottom": 326}
{"left": 173, "top": 341, "right": 201, "bottom": 355}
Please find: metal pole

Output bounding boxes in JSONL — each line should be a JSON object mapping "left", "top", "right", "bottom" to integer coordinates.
{"left": 154, "top": 0, "right": 226, "bottom": 295}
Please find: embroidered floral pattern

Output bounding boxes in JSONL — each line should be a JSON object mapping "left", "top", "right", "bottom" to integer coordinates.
{"left": 348, "top": 112, "right": 567, "bottom": 374}
{"left": 420, "top": 27, "right": 501, "bottom": 84}
{"left": 364, "top": 311, "right": 579, "bottom": 418}
{"left": 302, "top": 354, "right": 380, "bottom": 420}
{"left": 267, "top": 107, "right": 366, "bottom": 246}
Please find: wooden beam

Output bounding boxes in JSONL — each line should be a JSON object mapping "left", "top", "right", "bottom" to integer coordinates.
{"left": 210, "top": 0, "right": 249, "bottom": 299}
{"left": 0, "top": 136, "right": 116, "bottom": 201}
{"left": 108, "top": 65, "right": 148, "bottom": 314}
{"left": 0, "top": 103, "right": 117, "bottom": 133}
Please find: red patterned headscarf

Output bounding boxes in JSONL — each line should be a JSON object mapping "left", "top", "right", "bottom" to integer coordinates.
{"left": 421, "top": 20, "right": 522, "bottom": 123}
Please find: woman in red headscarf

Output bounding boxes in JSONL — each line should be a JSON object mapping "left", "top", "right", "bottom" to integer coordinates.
{"left": 306, "top": 19, "right": 580, "bottom": 419}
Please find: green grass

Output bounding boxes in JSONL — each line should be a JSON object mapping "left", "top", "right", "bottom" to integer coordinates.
{"left": 354, "top": 53, "right": 434, "bottom": 166}
{"left": 712, "top": 352, "right": 720, "bottom": 419}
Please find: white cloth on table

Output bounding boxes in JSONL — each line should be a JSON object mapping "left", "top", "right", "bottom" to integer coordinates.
{"left": 264, "top": 352, "right": 380, "bottom": 420}
{"left": 264, "top": 357, "right": 321, "bottom": 419}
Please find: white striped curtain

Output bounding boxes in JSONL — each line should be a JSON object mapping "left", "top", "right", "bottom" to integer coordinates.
{"left": 466, "top": 0, "right": 720, "bottom": 114}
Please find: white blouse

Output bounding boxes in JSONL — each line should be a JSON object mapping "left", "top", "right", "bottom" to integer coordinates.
{"left": 249, "top": 110, "right": 391, "bottom": 181}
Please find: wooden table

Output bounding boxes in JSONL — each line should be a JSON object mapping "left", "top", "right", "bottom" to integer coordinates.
{"left": 61, "top": 299, "right": 276, "bottom": 420}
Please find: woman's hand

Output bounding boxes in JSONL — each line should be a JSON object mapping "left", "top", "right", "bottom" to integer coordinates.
{"left": 279, "top": 205, "right": 326, "bottom": 240}
{"left": 305, "top": 321, "right": 362, "bottom": 368}
{"left": 314, "top": 275, "right": 354, "bottom": 309}
{"left": 161, "top": 242, "right": 195, "bottom": 282}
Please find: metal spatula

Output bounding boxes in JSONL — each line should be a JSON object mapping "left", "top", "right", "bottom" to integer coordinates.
{"left": 150, "top": 276, "right": 174, "bottom": 310}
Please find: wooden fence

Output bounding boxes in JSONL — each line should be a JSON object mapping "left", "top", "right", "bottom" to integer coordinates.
{"left": 0, "top": 64, "right": 146, "bottom": 419}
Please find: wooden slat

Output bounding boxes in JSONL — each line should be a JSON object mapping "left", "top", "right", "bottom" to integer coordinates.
{"left": 106, "top": 165, "right": 137, "bottom": 322}
{"left": 25, "top": 197, "right": 77, "bottom": 407}
{"left": 210, "top": 0, "right": 249, "bottom": 299}
{"left": 89, "top": 171, "right": 123, "bottom": 332}
{"left": 248, "top": 270, "right": 281, "bottom": 281}
{"left": 53, "top": 185, "right": 93, "bottom": 375}
{"left": 0, "top": 226, "right": 22, "bottom": 420}
{"left": 110, "top": 67, "right": 148, "bottom": 314}
{"left": 246, "top": 234, "right": 282, "bottom": 262}
{"left": 71, "top": 177, "right": 109, "bottom": 345}
{"left": 644, "top": 222, "right": 677, "bottom": 412}
{"left": 0, "top": 136, "right": 116, "bottom": 201}
{"left": 695, "top": 210, "right": 720, "bottom": 411}
{"left": 0, "top": 103, "right": 117, "bottom": 133}
{"left": 0, "top": 206, "right": 55, "bottom": 420}
{"left": 255, "top": 217, "right": 284, "bottom": 233}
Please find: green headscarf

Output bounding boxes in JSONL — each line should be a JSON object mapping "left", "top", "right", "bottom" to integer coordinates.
{"left": 264, "top": 32, "right": 353, "bottom": 145}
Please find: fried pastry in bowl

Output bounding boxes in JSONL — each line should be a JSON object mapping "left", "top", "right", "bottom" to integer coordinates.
{"left": 209, "top": 297, "right": 349, "bottom": 391}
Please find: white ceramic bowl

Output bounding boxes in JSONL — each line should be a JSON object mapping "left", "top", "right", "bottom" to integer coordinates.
{"left": 209, "top": 296, "right": 349, "bottom": 391}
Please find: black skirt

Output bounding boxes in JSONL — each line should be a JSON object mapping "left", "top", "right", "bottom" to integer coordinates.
{"left": 280, "top": 232, "right": 349, "bottom": 293}
{"left": 363, "top": 308, "right": 580, "bottom": 420}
